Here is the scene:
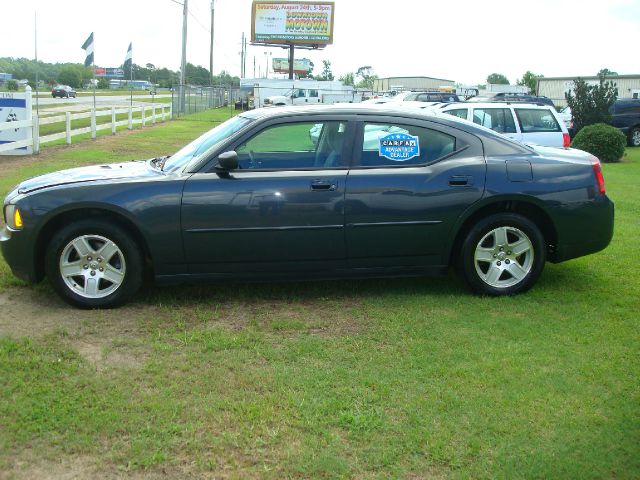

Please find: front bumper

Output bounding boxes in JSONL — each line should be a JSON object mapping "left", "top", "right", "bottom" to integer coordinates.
{"left": 0, "top": 225, "right": 39, "bottom": 283}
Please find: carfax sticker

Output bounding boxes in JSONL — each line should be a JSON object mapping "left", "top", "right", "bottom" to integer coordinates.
{"left": 379, "top": 133, "right": 420, "bottom": 161}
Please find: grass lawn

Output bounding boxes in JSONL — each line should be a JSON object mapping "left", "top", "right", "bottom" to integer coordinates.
{"left": 0, "top": 116, "right": 638, "bottom": 478}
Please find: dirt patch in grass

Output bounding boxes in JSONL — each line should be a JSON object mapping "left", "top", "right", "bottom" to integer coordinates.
{"left": 0, "top": 284, "right": 369, "bottom": 368}
{"left": 2, "top": 454, "right": 202, "bottom": 480}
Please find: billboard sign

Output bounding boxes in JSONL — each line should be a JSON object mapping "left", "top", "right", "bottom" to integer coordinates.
{"left": 272, "top": 57, "right": 313, "bottom": 74}
{"left": 251, "top": 1, "right": 334, "bottom": 45}
{"left": 94, "top": 67, "right": 125, "bottom": 78}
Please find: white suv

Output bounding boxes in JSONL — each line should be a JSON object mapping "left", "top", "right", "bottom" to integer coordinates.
{"left": 435, "top": 102, "right": 570, "bottom": 148}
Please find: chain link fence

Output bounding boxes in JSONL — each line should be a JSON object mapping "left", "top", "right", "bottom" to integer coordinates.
{"left": 171, "top": 85, "right": 241, "bottom": 120}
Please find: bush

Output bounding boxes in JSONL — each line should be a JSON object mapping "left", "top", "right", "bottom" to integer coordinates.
{"left": 571, "top": 123, "right": 626, "bottom": 163}
{"left": 6, "top": 80, "right": 18, "bottom": 91}
{"left": 97, "top": 77, "right": 109, "bottom": 89}
{"left": 565, "top": 74, "right": 617, "bottom": 134}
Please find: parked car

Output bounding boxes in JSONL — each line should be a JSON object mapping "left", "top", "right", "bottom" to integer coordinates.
{"left": 436, "top": 102, "right": 571, "bottom": 147}
{"left": 51, "top": 85, "right": 77, "bottom": 98}
{"left": 609, "top": 99, "right": 640, "bottom": 147}
{"left": 1, "top": 105, "right": 613, "bottom": 308}
{"left": 468, "top": 93, "right": 555, "bottom": 108}
{"left": 361, "top": 91, "right": 416, "bottom": 104}
{"left": 402, "top": 91, "right": 460, "bottom": 103}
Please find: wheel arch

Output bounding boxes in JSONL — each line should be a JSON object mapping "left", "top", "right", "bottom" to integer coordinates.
{"left": 447, "top": 196, "right": 559, "bottom": 267}
{"left": 34, "top": 206, "right": 153, "bottom": 282}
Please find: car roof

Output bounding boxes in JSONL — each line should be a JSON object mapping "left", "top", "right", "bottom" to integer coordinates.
{"left": 238, "top": 104, "right": 526, "bottom": 143}
{"left": 441, "top": 102, "right": 555, "bottom": 110}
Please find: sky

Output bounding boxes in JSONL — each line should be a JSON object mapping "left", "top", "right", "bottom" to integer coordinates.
{"left": 2, "top": 0, "right": 640, "bottom": 85}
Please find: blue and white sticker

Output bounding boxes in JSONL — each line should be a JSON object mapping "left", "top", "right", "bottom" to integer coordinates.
{"left": 379, "top": 133, "right": 420, "bottom": 161}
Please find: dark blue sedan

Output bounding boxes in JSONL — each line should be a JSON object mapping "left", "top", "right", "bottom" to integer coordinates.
{"left": 1, "top": 105, "right": 614, "bottom": 308}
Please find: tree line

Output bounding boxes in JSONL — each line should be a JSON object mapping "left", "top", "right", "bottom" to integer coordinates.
{"left": 0, "top": 57, "right": 240, "bottom": 89}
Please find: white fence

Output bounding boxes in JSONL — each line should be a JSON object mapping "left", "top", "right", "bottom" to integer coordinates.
{"left": 0, "top": 98, "right": 172, "bottom": 155}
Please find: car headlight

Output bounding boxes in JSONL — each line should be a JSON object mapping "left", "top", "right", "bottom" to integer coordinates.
{"left": 4, "top": 204, "right": 23, "bottom": 230}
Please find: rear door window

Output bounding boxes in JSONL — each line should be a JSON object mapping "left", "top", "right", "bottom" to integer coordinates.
{"left": 358, "top": 123, "right": 456, "bottom": 167}
{"left": 445, "top": 108, "right": 468, "bottom": 120}
{"left": 472, "top": 108, "right": 517, "bottom": 133}
{"left": 514, "top": 108, "right": 561, "bottom": 132}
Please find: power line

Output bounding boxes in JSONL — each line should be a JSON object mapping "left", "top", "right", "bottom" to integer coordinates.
{"left": 188, "top": 9, "right": 210, "bottom": 34}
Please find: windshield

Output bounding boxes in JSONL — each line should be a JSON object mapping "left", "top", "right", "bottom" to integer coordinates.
{"left": 163, "top": 115, "right": 252, "bottom": 172}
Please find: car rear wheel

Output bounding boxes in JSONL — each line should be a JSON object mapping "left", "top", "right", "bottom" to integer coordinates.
{"left": 45, "top": 220, "right": 143, "bottom": 308}
{"left": 460, "top": 213, "right": 546, "bottom": 295}
{"left": 629, "top": 127, "right": 640, "bottom": 147}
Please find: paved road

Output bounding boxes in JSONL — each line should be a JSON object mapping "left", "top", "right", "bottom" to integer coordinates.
{"left": 34, "top": 94, "right": 172, "bottom": 106}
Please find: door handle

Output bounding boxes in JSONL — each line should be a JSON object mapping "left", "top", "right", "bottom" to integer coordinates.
{"left": 310, "top": 180, "right": 337, "bottom": 191}
{"left": 449, "top": 175, "right": 472, "bottom": 187}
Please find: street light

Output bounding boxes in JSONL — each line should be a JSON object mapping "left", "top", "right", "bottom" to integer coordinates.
{"left": 264, "top": 51, "right": 272, "bottom": 79}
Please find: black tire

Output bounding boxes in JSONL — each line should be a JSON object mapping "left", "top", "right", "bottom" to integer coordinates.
{"left": 459, "top": 213, "right": 546, "bottom": 296}
{"left": 629, "top": 127, "right": 640, "bottom": 147}
{"left": 45, "top": 219, "right": 143, "bottom": 308}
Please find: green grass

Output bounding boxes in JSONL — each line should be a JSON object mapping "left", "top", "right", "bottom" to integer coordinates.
{"left": 0, "top": 122, "right": 638, "bottom": 478}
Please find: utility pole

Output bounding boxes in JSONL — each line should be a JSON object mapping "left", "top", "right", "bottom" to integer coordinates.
{"left": 209, "top": 0, "right": 215, "bottom": 85}
{"left": 240, "top": 32, "right": 245, "bottom": 78}
{"left": 243, "top": 35, "right": 247, "bottom": 80}
{"left": 180, "top": 0, "right": 188, "bottom": 112}
{"left": 253, "top": 56, "right": 256, "bottom": 78}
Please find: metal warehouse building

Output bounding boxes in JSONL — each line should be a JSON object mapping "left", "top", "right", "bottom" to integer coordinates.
{"left": 372, "top": 76, "right": 455, "bottom": 93}
{"left": 537, "top": 74, "right": 640, "bottom": 107}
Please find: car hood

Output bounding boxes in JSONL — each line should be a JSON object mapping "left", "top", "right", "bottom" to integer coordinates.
{"left": 17, "top": 160, "right": 161, "bottom": 194}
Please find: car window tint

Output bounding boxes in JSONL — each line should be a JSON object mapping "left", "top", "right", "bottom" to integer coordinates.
{"left": 515, "top": 108, "right": 561, "bottom": 132}
{"left": 445, "top": 109, "right": 468, "bottom": 120}
{"left": 236, "top": 121, "right": 347, "bottom": 169}
{"left": 472, "top": 108, "right": 517, "bottom": 133}
{"left": 359, "top": 123, "right": 456, "bottom": 167}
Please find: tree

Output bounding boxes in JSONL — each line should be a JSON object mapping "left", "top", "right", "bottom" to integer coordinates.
{"left": 517, "top": 71, "right": 543, "bottom": 94}
{"left": 339, "top": 72, "right": 354, "bottom": 86}
{"left": 6, "top": 80, "right": 18, "bottom": 91}
{"left": 486, "top": 73, "right": 509, "bottom": 85}
{"left": 58, "top": 67, "right": 81, "bottom": 88}
{"left": 355, "top": 65, "right": 378, "bottom": 89}
{"left": 315, "top": 60, "right": 334, "bottom": 81}
{"left": 565, "top": 73, "right": 618, "bottom": 133}
{"left": 598, "top": 68, "right": 618, "bottom": 77}
{"left": 96, "top": 77, "right": 109, "bottom": 89}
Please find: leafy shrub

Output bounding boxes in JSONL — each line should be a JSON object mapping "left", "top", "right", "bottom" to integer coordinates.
{"left": 97, "top": 77, "right": 109, "bottom": 89}
{"left": 571, "top": 123, "right": 626, "bottom": 163}
{"left": 6, "top": 80, "right": 18, "bottom": 91}
{"left": 565, "top": 74, "right": 617, "bottom": 133}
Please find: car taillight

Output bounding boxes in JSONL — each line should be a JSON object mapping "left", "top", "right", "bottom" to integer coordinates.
{"left": 563, "top": 132, "right": 571, "bottom": 148}
{"left": 592, "top": 159, "right": 606, "bottom": 195}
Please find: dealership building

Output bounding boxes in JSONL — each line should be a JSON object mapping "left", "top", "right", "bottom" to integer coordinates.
{"left": 537, "top": 74, "right": 640, "bottom": 107}
{"left": 372, "top": 76, "right": 455, "bottom": 93}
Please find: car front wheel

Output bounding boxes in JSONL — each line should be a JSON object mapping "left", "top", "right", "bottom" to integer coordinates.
{"left": 460, "top": 213, "right": 546, "bottom": 295}
{"left": 45, "top": 220, "right": 143, "bottom": 308}
{"left": 629, "top": 127, "right": 640, "bottom": 147}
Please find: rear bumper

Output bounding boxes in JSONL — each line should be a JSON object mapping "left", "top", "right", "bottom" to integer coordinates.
{"left": 0, "top": 226, "right": 38, "bottom": 283}
{"left": 549, "top": 196, "right": 614, "bottom": 263}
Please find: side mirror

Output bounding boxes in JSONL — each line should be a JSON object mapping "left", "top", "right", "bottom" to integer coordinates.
{"left": 216, "top": 150, "right": 238, "bottom": 170}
